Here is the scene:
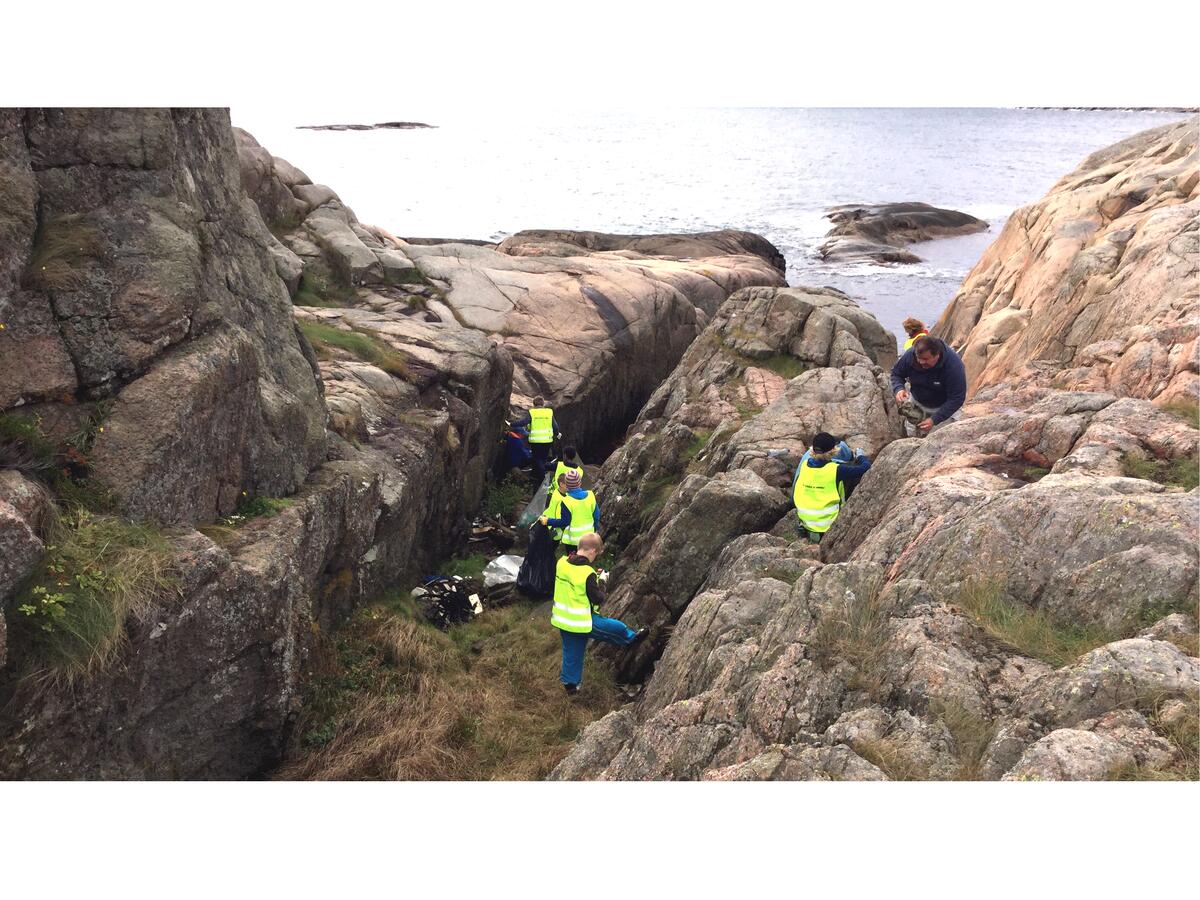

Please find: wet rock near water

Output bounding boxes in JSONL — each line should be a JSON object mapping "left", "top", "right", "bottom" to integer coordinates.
{"left": 818, "top": 202, "right": 988, "bottom": 265}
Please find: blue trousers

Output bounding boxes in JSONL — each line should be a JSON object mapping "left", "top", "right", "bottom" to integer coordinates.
{"left": 559, "top": 615, "right": 638, "bottom": 686}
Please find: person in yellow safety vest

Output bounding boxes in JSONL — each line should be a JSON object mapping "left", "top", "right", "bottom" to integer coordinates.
{"left": 514, "top": 395, "right": 561, "bottom": 485}
{"left": 539, "top": 468, "right": 599, "bottom": 550}
{"left": 550, "top": 532, "right": 647, "bottom": 694}
{"left": 792, "top": 431, "right": 872, "bottom": 544}
{"left": 901, "top": 316, "right": 929, "bottom": 351}
{"left": 543, "top": 446, "right": 584, "bottom": 542}
{"left": 552, "top": 444, "right": 585, "bottom": 490}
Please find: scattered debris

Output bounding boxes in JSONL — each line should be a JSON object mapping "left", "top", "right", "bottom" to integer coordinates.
{"left": 411, "top": 577, "right": 478, "bottom": 629}
{"left": 483, "top": 554, "right": 524, "bottom": 588}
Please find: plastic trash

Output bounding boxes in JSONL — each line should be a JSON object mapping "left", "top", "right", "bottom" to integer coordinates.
{"left": 483, "top": 554, "right": 524, "bottom": 589}
{"left": 516, "top": 522, "right": 556, "bottom": 597}
{"left": 413, "top": 576, "right": 477, "bottom": 629}
{"left": 517, "top": 472, "right": 553, "bottom": 528}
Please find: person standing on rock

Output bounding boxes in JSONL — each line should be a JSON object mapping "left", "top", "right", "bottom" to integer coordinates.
{"left": 551, "top": 532, "right": 646, "bottom": 695}
{"left": 901, "top": 317, "right": 929, "bottom": 350}
{"left": 538, "top": 469, "right": 599, "bottom": 551}
{"left": 542, "top": 447, "right": 585, "bottom": 542}
{"left": 514, "top": 396, "right": 561, "bottom": 485}
{"left": 792, "top": 432, "right": 872, "bottom": 543}
{"left": 891, "top": 335, "right": 967, "bottom": 436}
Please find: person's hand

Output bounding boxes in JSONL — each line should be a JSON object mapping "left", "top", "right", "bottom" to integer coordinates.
{"left": 538, "top": 516, "right": 548, "bottom": 526}
{"left": 895, "top": 389, "right": 910, "bottom": 404}
{"left": 917, "top": 418, "right": 934, "bottom": 433}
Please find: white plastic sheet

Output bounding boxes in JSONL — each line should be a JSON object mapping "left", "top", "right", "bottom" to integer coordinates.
{"left": 483, "top": 554, "right": 524, "bottom": 588}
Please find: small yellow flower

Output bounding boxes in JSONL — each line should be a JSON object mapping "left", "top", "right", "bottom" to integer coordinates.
{"left": 98, "top": 427, "right": 104, "bottom": 433}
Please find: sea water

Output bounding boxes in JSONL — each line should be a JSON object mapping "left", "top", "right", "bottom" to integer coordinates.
{"left": 233, "top": 107, "right": 1186, "bottom": 345}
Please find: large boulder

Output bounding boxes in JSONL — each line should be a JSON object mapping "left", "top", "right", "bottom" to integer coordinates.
{"left": 936, "top": 116, "right": 1199, "bottom": 404}
{"left": 1, "top": 109, "right": 327, "bottom": 526}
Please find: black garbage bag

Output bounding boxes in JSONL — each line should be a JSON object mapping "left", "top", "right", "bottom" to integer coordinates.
{"left": 516, "top": 522, "right": 556, "bottom": 598}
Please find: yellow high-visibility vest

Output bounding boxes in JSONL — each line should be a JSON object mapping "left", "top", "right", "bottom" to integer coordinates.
{"left": 903, "top": 331, "right": 928, "bottom": 350}
{"left": 793, "top": 461, "right": 844, "bottom": 533}
{"left": 553, "top": 460, "right": 583, "bottom": 489}
{"left": 559, "top": 490, "right": 597, "bottom": 547}
{"left": 551, "top": 556, "right": 593, "bottom": 633}
{"left": 544, "top": 489, "right": 565, "bottom": 541}
{"left": 528, "top": 407, "right": 554, "bottom": 444}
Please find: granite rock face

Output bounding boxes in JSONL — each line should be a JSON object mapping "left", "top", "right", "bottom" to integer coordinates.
{"left": 1, "top": 109, "right": 328, "bottom": 526}
{"left": 233, "top": 130, "right": 788, "bottom": 453}
{"left": 0, "top": 110, "right": 512, "bottom": 778}
{"left": 936, "top": 116, "right": 1199, "bottom": 404}
{"left": 818, "top": 202, "right": 988, "bottom": 265}
{"left": 553, "top": 279, "right": 1197, "bottom": 781}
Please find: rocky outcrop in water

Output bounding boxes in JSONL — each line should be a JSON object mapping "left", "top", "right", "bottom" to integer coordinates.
{"left": 553, "top": 296, "right": 1198, "bottom": 781}
{"left": 936, "top": 116, "right": 1199, "bottom": 404}
{"left": 818, "top": 202, "right": 988, "bottom": 265}
{"left": 0, "top": 109, "right": 511, "bottom": 777}
{"left": 232, "top": 129, "right": 788, "bottom": 451}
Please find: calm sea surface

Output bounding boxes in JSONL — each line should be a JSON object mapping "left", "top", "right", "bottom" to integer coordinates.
{"left": 234, "top": 108, "right": 1187, "bottom": 344}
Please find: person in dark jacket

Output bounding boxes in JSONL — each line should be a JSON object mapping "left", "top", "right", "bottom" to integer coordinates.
{"left": 889, "top": 335, "right": 968, "bottom": 436}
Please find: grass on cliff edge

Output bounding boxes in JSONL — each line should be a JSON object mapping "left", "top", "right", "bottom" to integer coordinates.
{"left": 279, "top": 592, "right": 619, "bottom": 780}
{"left": 10, "top": 507, "right": 178, "bottom": 685}
{"left": 297, "top": 319, "right": 411, "bottom": 379}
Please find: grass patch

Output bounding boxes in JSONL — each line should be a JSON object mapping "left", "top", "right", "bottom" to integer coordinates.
{"left": 1160, "top": 399, "right": 1200, "bottom": 430}
{"left": 24, "top": 215, "right": 105, "bottom": 291}
{"left": 482, "top": 472, "right": 527, "bottom": 522}
{"left": 758, "top": 354, "right": 808, "bottom": 380}
{"left": 854, "top": 737, "right": 929, "bottom": 781}
{"left": 931, "top": 699, "right": 996, "bottom": 781}
{"left": 384, "top": 266, "right": 429, "bottom": 287}
{"left": 9, "top": 507, "right": 177, "bottom": 684}
{"left": 297, "top": 319, "right": 410, "bottom": 379}
{"left": 956, "top": 578, "right": 1116, "bottom": 668}
{"left": 439, "top": 553, "right": 490, "bottom": 582}
{"left": 279, "top": 595, "right": 619, "bottom": 780}
{"left": 640, "top": 475, "right": 681, "bottom": 524}
{"left": 808, "top": 575, "right": 892, "bottom": 698}
{"left": 1120, "top": 451, "right": 1199, "bottom": 490}
{"left": 1114, "top": 698, "right": 1199, "bottom": 781}
{"left": 294, "top": 270, "right": 357, "bottom": 308}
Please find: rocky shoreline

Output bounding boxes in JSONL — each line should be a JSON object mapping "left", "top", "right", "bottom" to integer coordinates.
{"left": 0, "top": 110, "right": 1195, "bottom": 780}
{"left": 818, "top": 202, "right": 989, "bottom": 265}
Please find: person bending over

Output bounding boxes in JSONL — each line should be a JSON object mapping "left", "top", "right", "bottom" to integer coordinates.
{"left": 792, "top": 431, "right": 872, "bottom": 543}
{"left": 890, "top": 335, "right": 967, "bottom": 436}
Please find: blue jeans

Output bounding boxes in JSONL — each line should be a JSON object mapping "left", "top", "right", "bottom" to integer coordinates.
{"left": 559, "top": 614, "right": 638, "bottom": 686}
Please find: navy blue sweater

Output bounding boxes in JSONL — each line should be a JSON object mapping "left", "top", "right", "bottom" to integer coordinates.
{"left": 889, "top": 340, "right": 968, "bottom": 424}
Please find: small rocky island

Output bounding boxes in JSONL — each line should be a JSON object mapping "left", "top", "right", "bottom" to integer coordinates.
{"left": 818, "top": 201, "right": 988, "bottom": 264}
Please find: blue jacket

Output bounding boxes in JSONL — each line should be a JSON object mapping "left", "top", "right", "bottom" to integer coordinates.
{"left": 889, "top": 339, "right": 967, "bottom": 424}
{"left": 791, "top": 444, "right": 872, "bottom": 499}
{"left": 544, "top": 488, "right": 601, "bottom": 532}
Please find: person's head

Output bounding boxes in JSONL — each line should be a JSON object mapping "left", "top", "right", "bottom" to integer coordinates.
{"left": 563, "top": 469, "right": 583, "bottom": 492}
{"left": 577, "top": 532, "right": 604, "bottom": 561}
{"left": 810, "top": 431, "right": 838, "bottom": 461}
{"left": 912, "top": 335, "right": 942, "bottom": 370}
{"left": 564, "top": 444, "right": 579, "bottom": 462}
{"left": 533, "top": 396, "right": 545, "bottom": 408}
{"left": 902, "top": 317, "right": 927, "bottom": 338}
{"left": 556, "top": 472, "right": 568, "bottom": 493}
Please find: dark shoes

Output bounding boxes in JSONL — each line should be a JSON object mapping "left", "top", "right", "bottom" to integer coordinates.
{"left": 630, "top": 627, "right": 649, "bottom": 646}
{"left": 563, "top": 683, "right": 579, "bottom": 695}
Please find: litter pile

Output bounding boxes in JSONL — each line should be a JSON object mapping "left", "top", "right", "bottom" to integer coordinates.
{"left": 411, "top": 577, "right": 483, "bottom": 629}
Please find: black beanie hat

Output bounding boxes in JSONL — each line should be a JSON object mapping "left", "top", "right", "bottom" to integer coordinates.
{"left": 812, "top": 432, "right": 837, "bottom": 453}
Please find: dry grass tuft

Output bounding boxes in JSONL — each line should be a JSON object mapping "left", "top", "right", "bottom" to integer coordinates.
{"left": 279, "top": 597, "right": 619, "bottom": 780}
{"left": 854, "top": 737, "right": 929, "bottom": 781}
{"left": 931, "top": 698, "right": 996, "bottom": 781}
{"left": 808, "top": 574, "right": 892, "bottom": 698}
{"left": 956, "top": 578, "right": 1116, "bottom": 668}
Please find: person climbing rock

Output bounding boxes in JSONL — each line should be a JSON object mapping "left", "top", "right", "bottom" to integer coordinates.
{"left": 539, "top": 469, "right": 599, "bottom": 551}
{"left": 901, "top": 316, "right": 929, "bottom": 350}
{"left": 543, "top": 448, "right": 585, "bottom": 542}
{"left": 890, "top": 334, "right": 967, "bottom": 437}
{"left": 550, "top": 532, "right": 646, "bottom": 694}
{"left": 513, "top": 396, "right": 561, "bottom": 484}
{"left": 792, "top": 431, "right": 872, "bottom": 543}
